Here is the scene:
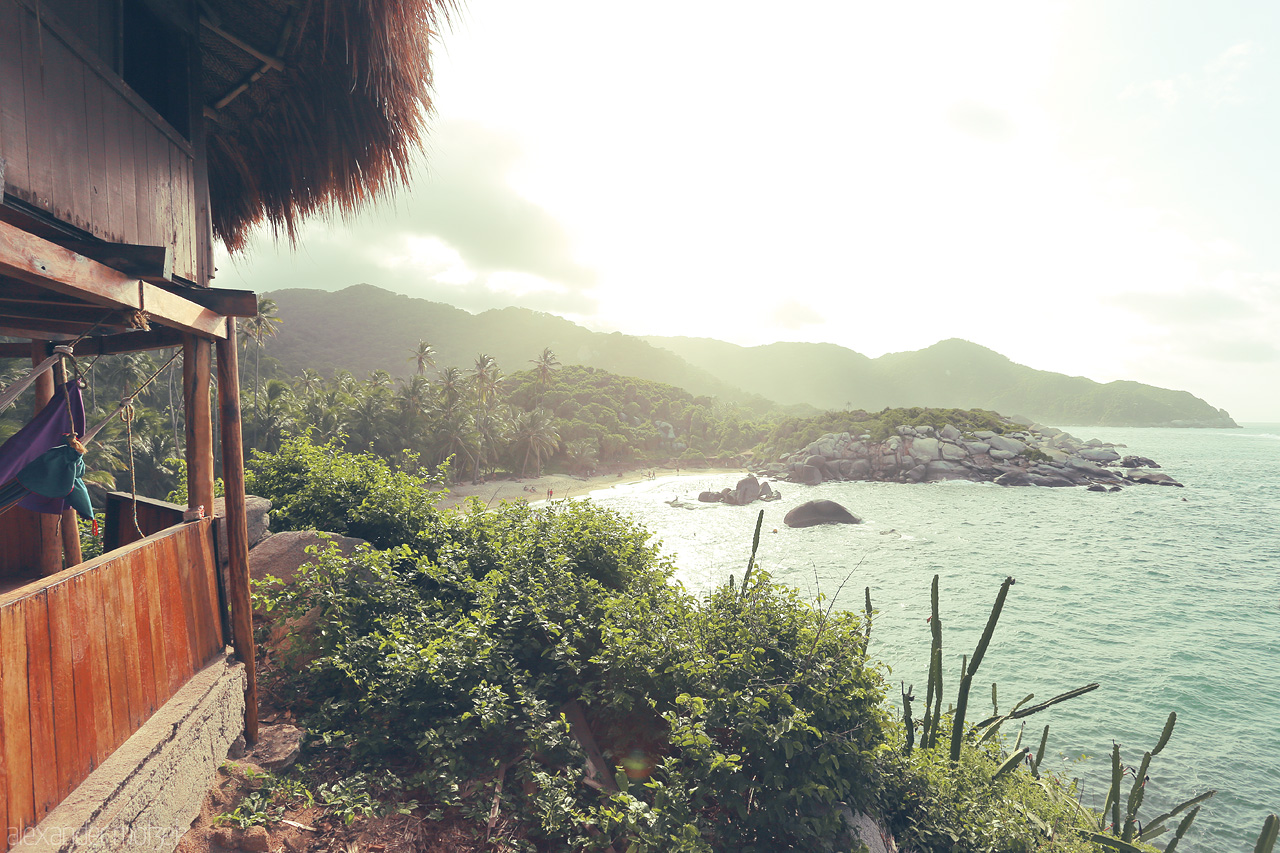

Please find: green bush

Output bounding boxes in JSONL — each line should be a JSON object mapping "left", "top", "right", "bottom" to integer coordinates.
{"left": 256, "top": 499, "right": 891, "bottom": 851}
{"left": 245, "top": 434, "right": 446, "bottom": 551}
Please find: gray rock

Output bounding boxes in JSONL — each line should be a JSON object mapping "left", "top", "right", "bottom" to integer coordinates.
{"left": 798, "top": 465, "right": 824, "bottom": 486}
{"left": 905, "top": 464, "right": 928, "bottom": 483}
{"left": 910, "top": 437, "right": 941, "bottom": 462}
{"left": 974, "top": 430, "right": 997, "bottom": 439}
{"left": 249, "top": 529, "right": 366, "bottom": 586}
{"left": 215, "top": 495, "right": 272, "bottom": 563}
{"left": 940, "top": 441, "right": 969, "bottom": 461}
{"left": 784, "top": 500, "right": 862, "bottom": 528}
{"left": 1119, "top": 455, "right": 1160, "bottom": 468}
{"left": 1079, "top": 447, "right": 1121, "bottom": 464}
{"left": 989, "top": 449, "right": 1020, "bottom": 461}
{"left": 698, "top": 491, "right": 723, "bottom": 503}
{"left": 994, "top": 470, "right": 1036, "bottom": 486}
{"left": 1086, "top": 484, "right": 1108, "bottom": 492}
{"left": 245, "top": 723, "right": 305, "bottom": 772}
{"left": 847, "top": 458, "right": 872, "bottom": 478}
{"left": 733, "top": 475, "right": 762, "bottom": 505}
{"left": 940, "top": 424, "right": 961, "bottom": 441}
{"left": 1125, "top": 470, "right": 1184, "bottom": 487}
{"left": 987, "top": 434, "right": 1027, "bottom": 455}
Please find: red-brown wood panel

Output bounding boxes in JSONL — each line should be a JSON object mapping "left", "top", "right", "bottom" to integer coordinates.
{"left": 173, "top": 524, "right": 210, "bottom": 671}
{"left": 131, "top": 111, "right": 153, "bottom": 247}
{"left": 23, "top": 594, "right": 57, "bottom": 822}
{"left": 45, "top": 581, "right": 84, "bottom": 799}
{"left": 110, "top": 95, "right": 138, "bottom": 245}
{"left": 138, "top": 544, "right": 171, "bottom": 709}
{"left": 0, "top": 0, "right": 31, "bottom": 193}
{"left": 1, "top": 601, "right": 34, "bottom": 843}
{"left": 44, "top": 34, "right": 92, "bottom": 231}
{"left": 64, "top": 574, "right": 100, "bottom": 779}
{"left": 129, "top": 550, "right": 160, "bottom": 719}
{"left": 98, "top": 557, "right": 133, "bottom": 751}
{"left": 113, "top": 557, "right": 146, "bottom": 733}
{"left": 79, "top": 569, "right": 116, "bottom": 756}
{"left": 154, "top": 535, "right": 192, "bottom": 697}
{"left": 195, "top": 520, "right": 224, "bottom": 652}
{"left": 84, "top": 74, "right": 112, "bottom": 238}
{"left": 18, "top": 6, "right": 53, "bottom": 209}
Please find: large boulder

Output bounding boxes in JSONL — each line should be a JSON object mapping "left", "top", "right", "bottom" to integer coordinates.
{"left": 249, "top": 529, "right": 367, "bottom": 585}
{"left": 987, "top": 435, "right": 1027, "bottom": 455}
{"left": 784, "top": 500, "right": 862, "bottom": 528}
{"left": 1119, "top": 455, "right": 1160, "bottom": 468}
{"left": 909, "top": 437, "right": 941, "bottom": 462}
{"left": 797, "top": 465, "right": 824, "bottom": 486}
{"left": 729, "top": 475, "right": 761, "bottom": 505}
{"left": 1079, "top": 447, "right": 1121, "bottom": 464}
{"left": 698, "top": 490, "right": 723, "bottom": 503}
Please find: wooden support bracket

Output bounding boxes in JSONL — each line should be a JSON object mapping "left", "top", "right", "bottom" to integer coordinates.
{"left": 0, "top": 220, "right": 226, "bottom": 338}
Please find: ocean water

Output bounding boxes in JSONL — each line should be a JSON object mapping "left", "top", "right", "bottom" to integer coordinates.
{"left": 580, "top": 426, "right": 1280, "bottom": 851}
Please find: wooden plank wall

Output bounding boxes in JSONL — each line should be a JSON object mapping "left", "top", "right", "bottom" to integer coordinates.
{"left": 0, "top": 519, "right": 223, "bottom": 849}
{"left": 0, "top": 0, "right": 198, "bottom": 281}
{"left": 103, "top": 492, "right": 187, "bottom": 553}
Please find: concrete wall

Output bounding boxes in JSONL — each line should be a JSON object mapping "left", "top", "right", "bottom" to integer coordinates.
{"left": 10, "top": 654, "right": 246, "bottom": 853}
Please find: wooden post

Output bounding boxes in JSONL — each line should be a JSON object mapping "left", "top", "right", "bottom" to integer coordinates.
{"left": 31, "top": 340, "right": 62, "bottom": 575}
{"left": 183, "top": 335, "right": 215, "bottom": 515}
{"left": 53, "top": 358, "right": 83, "bottom": 568}
{"left": 215, "top": 323, "right": 258, "bottom": 743}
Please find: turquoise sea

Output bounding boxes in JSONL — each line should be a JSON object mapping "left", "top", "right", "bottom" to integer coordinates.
{"left": 581, "top": 425, "right": 1280, "bottom": 851}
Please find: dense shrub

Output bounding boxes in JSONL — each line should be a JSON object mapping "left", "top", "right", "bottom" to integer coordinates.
{"left": 257, "top": 498, "right": 891, "bottom": 851}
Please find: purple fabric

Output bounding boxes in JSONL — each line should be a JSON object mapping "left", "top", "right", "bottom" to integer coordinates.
{"left": 0, "top": 382, "right": 86, "bottom": 514}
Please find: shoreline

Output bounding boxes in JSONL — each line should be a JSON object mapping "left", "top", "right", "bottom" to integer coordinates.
{"left": 434, "top": 466, "right": 747, "bottom": 511}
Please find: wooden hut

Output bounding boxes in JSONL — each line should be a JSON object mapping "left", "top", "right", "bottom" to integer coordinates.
{"left": 1, "top": 0, "right": 445, "bottom": 845}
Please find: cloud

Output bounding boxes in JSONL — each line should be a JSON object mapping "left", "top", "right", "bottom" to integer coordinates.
{"left": 215, "top": 120, "right": 599, "bottom": 316}
{"left": 1119, "top": 42, "right": 1255, "bottom": 108}
{"left": 771, "top": 301, "right": 824, "bottom": 330}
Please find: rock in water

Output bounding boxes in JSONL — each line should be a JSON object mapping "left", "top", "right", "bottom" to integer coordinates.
{"left": 784, "top": 500, "right": 862, "bottom": 528}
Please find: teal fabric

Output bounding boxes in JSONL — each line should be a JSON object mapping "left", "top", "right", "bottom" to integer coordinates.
{"left": 16, "top": 445, "right": 95, "bottom": 520}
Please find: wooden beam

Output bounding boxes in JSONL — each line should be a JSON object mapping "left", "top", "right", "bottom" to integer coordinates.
{"left": 57, "top": 241, "right": 173, "bottom": 284}
{"left": 155, "top": 285, "right": 258, "bottom": 318}
{"left": 183, "top": 335, "right": 215, "bottom": 516}
{"left": 0, "top": 220, "right": 227, "bottom": 338}
{"left": 0, "top": 301, "right": 131, "bottom": 326}
{"left": 74, "top": 327, "right": 186, "bottom": 355}
{"left": 200, "top": 17, "right": 286, "bottom": 72}
{"left": 54, "top": 359, "right": 83, "bottom": 568}
{"left": 32, "top": 342, "right": 62, "bottom": 576}
{"left": 0, "top": 342, "right": 30, "bottom": 358}
{"left": 216, "top": 324, "right": 258, "bottom": 744}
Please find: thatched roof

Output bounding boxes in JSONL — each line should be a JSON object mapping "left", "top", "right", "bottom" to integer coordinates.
{"left": 200, "top": 0, "right": 452, "bottom": 250}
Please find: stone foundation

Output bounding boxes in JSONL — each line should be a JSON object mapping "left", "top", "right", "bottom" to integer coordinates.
{"left": 11, "top": 654, "right": 246, "bottom": 853}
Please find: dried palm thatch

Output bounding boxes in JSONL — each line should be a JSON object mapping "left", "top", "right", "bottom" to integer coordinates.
{"left": 201, "top": 0, "right": 454, "bottom": 250}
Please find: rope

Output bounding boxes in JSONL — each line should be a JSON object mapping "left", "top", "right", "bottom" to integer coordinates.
{"left": 122, "top": 401, "right": 144, "bottom": 539}
{"left": 82, "top": 349, "right": 181, "bottom": 445}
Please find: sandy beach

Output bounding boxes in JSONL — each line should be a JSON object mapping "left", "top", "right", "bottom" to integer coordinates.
{"left": 435, "top": 466, "right": 747, "bottom": 511}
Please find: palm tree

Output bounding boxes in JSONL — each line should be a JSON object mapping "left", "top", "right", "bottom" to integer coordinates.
{"left": 241, "top": 297, "right": 282, "bottom": 443}
{"left": 509, "top": 407, "right": 560, "bottom": 477}
{"left": 410, "top": 340, "right": 436, "bottom": 377}
{"left": 471, "top": 354, "right": 502, "bottom": 408}
{"left": 565, "top": 438, "right": 598, "bottom": 476}
{"left": 436, "top": 366, "right": 465, "bottom": 414}
{"left": 530, "top": 347, "right": 561, "bottom": 401}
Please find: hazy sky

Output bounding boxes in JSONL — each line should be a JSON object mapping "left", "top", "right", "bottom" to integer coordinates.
{"left": 217, "top": 1, "right": 1280, "bottom": 422}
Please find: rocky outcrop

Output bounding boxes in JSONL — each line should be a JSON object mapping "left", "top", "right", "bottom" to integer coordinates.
{"left": 697, "top": 475, "right": 782, "bottom": 505}
{"left": 784, "top": 500, "right": 862, "bottom": 528}
{"left": 758, "top": 419, "right": 1183, "bottom": 490}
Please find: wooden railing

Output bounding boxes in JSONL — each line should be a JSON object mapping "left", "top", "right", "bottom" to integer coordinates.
{"left": 0, "top": 518, "right": 224, "bottom": 849}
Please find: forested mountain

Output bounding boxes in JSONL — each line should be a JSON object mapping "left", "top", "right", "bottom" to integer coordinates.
{"left": 258, "top": 284, "right": 1235, "bottom": 428}
{"left": 261, "top": 284, "right": 774, "bottom": 410}
{"left": 645, "top": 336, "right": 1238, "bottom": 428}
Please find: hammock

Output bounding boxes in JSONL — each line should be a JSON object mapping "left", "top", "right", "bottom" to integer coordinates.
{"left": 0, "top": 381, "right": 93, "bottom": 519}
{"left": 0, "top": 345, "right": 75, "bottom": 414}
